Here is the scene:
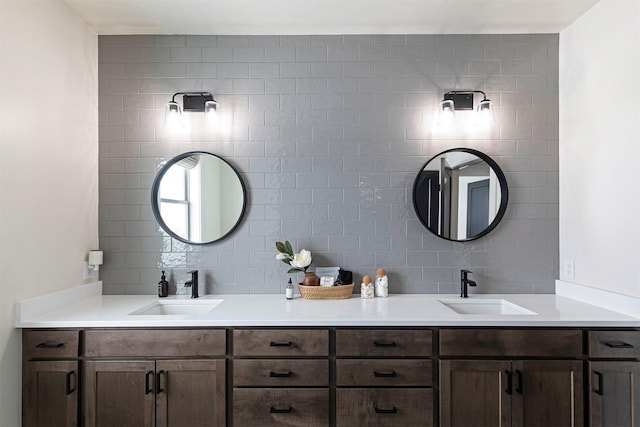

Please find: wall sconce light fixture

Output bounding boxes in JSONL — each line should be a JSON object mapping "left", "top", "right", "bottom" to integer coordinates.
{"left": 165, "top": 92, "right": 219, "bottom": 126}
{"left": 438, "top": 90, "right": 494, "bottom": 125}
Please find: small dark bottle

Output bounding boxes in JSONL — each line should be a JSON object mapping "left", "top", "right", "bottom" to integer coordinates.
{"left": 158, "top": 271, "right": 169, "bottom": 297}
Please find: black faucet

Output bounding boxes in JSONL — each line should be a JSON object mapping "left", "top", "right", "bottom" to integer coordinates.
{"left": 460, "top": 269, "right": 476, "bottom": 298}
{"left": 185, "top": 270, "right": 199, "bottom": 299}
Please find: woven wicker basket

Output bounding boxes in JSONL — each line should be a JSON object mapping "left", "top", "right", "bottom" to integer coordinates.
{"left": 297, "top": 283, "right": 354, "bottom": 300}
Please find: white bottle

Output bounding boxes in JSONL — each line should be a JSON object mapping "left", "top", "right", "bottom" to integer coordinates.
{"left": 285, "top": 278, "right": 294, "bottom": 300}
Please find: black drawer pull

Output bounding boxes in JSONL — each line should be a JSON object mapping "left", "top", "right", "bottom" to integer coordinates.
{"left": 374, "top": 406, "right": 398, "bottom": 414}
{"left": 270, "top": 406, "right": 292, "bottom": 414}
{"left": 515, "top": 370, "right": 523, "bottom": 395}
{"left": 505, "top": 370, "right": 512, "bottom": 395}
{"left": 603, "top": 341, "right": 634, "bottom": 349}
{"left": 156, "top": 370, "right": 164, "bottom": 394}
{"left": 373, "top": 340, "right": 397, "bottom": 347}
{"left": 36, "top": 341, "right": 64, "bottom": 349}
{"left": 269, "top": 371, "right": 293, "bottom": 378}
{"left": 593, "top": 371, "right": 604, "bottom": 396}
{"left": 373, "top": 371, "right": 397, "bottom": 378}
{"left": 65, "top": 371, "right": 76, "bottom": 395}
{"left": 145, "top": 371, "right": 153, "bottom": 394}
{"left": 269, "top": 341, "right": 293, "bottom": 347}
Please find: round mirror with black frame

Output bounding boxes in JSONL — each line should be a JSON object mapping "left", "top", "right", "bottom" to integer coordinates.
{"left": 412, "top": 148, "right": 508, "bottom": 242}
{"left": 151, "top": 151, "right": 247, "bottom": 245}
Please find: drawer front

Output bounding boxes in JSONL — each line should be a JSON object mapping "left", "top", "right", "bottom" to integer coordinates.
{"left": 440, "top": 329, "right": 583, "bottom": 357}
{"left": 589, "top": 330, "right": 640, "bottom": 359}
{"left": 337, "top": 359, "right": 432, "bottom": 386}
{"left": 233, "top": 329, "right": 328, "bottom": 356}
{"left": 336, "top": 388, "right": 433, "bottom": 427}
{"left": 85, "top": 329, "right": 225, "bottom": 357}
{"left": 234, "top": 359, "right": 329, "bottom": 386}
{"left": 336, "top": 329, "right": 432, "bottom": 357}
{"left": 23, "top": 330, "right": 79, "bottom": 359}
{"left": 233, "top": 388, "right": 329, "bottom": 427}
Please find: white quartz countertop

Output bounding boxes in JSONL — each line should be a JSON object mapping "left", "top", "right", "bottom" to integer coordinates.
{"left": 14, "top": 283, "right": 640, "bottom": 328}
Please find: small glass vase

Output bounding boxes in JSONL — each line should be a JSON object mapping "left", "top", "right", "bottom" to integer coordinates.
{"left": 301, "top": 271, "right": 320, "bottom": 286}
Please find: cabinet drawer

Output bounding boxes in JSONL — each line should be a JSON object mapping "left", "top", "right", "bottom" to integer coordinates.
{"left": 440, "top": 329, "right": 583, "bottom": 357}
{"left": 23, "top": 330, "right": 79, "bottom": 359}
{"left": 336, "top": 329, "right": 432, "bottom": 357}
{"left": 234, "top": 359, "right": 328, "bottom": 386}
{"left": 84, "top": 329, "right": 225, "bottom": 357}
{"left": 337, "top": 359, "right": 432, "bottom": 386}
{"left": 233, "top": 329, "right": 328, "bottom": 356}
{"left": 589, "top": 330, "right": 640, "bottom": 359}
{"left": 233, "top": 388, "right": 329, "bottom": 427}
{"left": 336, "top": 388, "right": 433, "bottom": 427}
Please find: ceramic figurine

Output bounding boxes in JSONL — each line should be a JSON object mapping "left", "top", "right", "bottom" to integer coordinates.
{"left": 360, "top": 275, "right": 374, "bottom": 299}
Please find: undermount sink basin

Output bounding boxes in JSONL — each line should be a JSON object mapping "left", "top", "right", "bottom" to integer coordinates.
{"left": 129, "top": 299, "right": 223, "bottom": 316}
{"left": 438, "top": 298, "right": 537, "bottom": 315}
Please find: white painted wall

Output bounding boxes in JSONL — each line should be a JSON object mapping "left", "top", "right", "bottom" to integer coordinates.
{"left": 0, "top": 1, "right": 98, "bottom": 424}
{"left": 559, "top": 0, "right": 640, "bottom": 297}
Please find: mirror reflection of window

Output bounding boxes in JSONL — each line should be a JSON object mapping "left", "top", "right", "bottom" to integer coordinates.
{"left": 159, "top": 164, "right": 189, "bottom": 239}
{"left": 152, "top": 152, "right": 247, "bottom": 245}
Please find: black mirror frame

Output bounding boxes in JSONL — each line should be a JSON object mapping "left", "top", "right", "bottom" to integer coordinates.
{"left": 412, "top": 147, "right": 509, "bottom": 242}
{"left": 151, "top": 151, "right": 247, "bottom": 245}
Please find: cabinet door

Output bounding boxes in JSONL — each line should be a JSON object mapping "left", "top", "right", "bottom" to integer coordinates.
{"left": 155, "top": 359, "right": 225, "bottom": 427}
{"left": 590, "top": 361, "right": 640, "bottom": 427}
{"left": 512, "top": 360, "right": 583, "bottom": 427}
{"left": 23, "top": 360, "right": 78, "bottom": 427}
{"left": 440, "top": 360, "right": 512, "bottom": 427}
{"left": 84, "top": 360, "right": 155, "bottom": 427}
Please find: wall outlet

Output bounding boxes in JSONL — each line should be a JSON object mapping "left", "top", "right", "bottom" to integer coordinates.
{"left": 563, "top": 260, "right": 575, "bottom": 280}
{"left": 83, "top": 261, "right": 95, "bottom": 280}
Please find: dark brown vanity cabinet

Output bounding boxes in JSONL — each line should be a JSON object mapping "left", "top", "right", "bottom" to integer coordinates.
{"left": 22, "top": 330, "right": 80, "bottom": 427}
{"left": 439, "top": 329, "right": 584, "bottom": 427}
{"left": 83, "top": 329, "right": 226, "bottom": 427}
{"left": 232, "top": 329, "right": 330, "bottom": 427}
{"left": 588, "top": 330, "right": 640, "bottom": 427}
{"left": 335, "top": 329, "right": 434, "bottom": 427}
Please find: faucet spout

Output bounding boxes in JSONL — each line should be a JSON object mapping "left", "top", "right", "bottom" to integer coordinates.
{"left": 187, "top": 270, "right": 199, "bottom": 299}
{"left": 460, "top": 269, "right": 476, "bottom": 298}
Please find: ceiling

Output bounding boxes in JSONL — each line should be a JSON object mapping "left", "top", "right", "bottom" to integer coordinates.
{"left": 61, "top": 0, "right": 599, "bottom": 35}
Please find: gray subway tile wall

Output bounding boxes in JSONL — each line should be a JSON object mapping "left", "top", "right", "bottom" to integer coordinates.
{"left": 98, "top": 34, "right": 559, "bottom": 296}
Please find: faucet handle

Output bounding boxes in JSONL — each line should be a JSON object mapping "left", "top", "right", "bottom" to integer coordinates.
{"left": 461, "top": 269, "right": 473, "bottom": 274}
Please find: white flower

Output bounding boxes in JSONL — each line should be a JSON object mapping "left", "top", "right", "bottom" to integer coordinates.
{"left": 290, "top": 249, "right": 312, "bottom": 269}
{"left": 276, "top": 253, "right": 290, "bottom": 260}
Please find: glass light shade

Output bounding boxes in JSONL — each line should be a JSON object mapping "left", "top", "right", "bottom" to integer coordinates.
{"left": 204, "top": 100, "right": 219, "bottom": 124}
{"left": 477, "top": 99, "right": 494, "bottom": 124}
{"left": 165, "top": 101, "right": 183, "bottom": 127}
{"left": 438, "top": 99, "right": 456, "bottom": 125}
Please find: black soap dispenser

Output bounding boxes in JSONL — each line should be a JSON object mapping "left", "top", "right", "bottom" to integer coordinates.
{"left": 158, "top": 271, "right": 169, "bottom": 297}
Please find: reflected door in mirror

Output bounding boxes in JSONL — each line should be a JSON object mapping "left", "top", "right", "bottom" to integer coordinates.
{"left": 412, "top": 148, "right": 508, "bottom": 242}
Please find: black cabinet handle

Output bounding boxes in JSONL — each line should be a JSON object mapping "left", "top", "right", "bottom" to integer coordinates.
{"left": 36, "top": 341, "right": 64, "bottom": 349}
{"left": 373, "top": 371, "right": 397, "bottom": 378}
{"left": 269, "top": 341, "right": 293, "bottom": 347}
{"left": 505, "top": 370, "right": 512, "bottom": 395}
{"left": 515, "top": 370, "right": 523, "bottom": 395}
{"left": 374, "top": 406, "right": 398, "bottom": 414}
{"left": 65, "top": 371, "right": 76, "bottom": 395}
{"left": 270, "top": 406, "right": 292, "bottom": 414}
{"left": 604, "top": 341, "right": 634, "bottom": 349}
{"left": 373, "top": 341, "right": 397, "bottom": 347}
{"left": 269, "top": 371, "right": 293, "bottom": 378}
{"left": 593, "top": 371, "right": 604, "bottom": 396}
{"left": 145, "top": 371, "right": 153, "bottom": 394}
{"left": 156, "top": 370, "right": 164, "bottom": 394}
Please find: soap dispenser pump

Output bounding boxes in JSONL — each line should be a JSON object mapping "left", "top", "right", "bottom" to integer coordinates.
{"left": 158, "top": 271, "right": 169, "bottom": 297}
